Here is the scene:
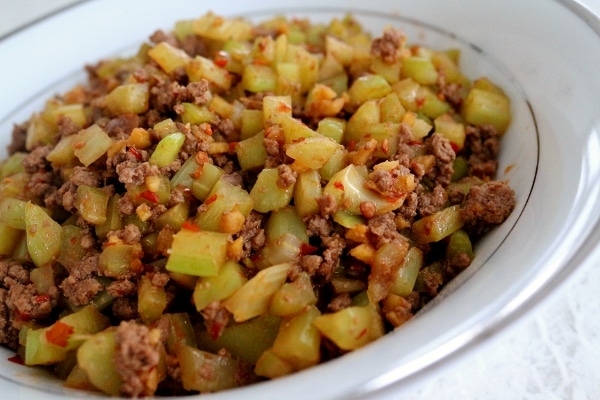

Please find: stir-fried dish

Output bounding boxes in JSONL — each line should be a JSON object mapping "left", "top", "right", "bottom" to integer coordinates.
{"left": 0, "top": 12, "right": 515, "bottom": 396}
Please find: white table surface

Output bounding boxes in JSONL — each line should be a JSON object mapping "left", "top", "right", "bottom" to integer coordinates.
{"left": 1, "top": 1, "right": 599, "bottom": 399}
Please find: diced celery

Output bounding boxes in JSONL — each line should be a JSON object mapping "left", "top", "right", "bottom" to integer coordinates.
{"left": 223, "top": 263, "right": 292, "bottom": 322}
{"left": 103, "top": 82, "right": 149, "bottom": 115}
{"left": 193, "top": 260, "right": 247, "bottom": 311}
{"left": 75, "top": 185, "right": 109, "bottom": 225}
{"left": 186, "top": 56, "right": 232, "bottom": 91}
{"left": 279, "top": 115, "right": 319, "bottom": 144}
{"left": 0, "top": 152, "right": 26, "bottom": 178}
{"left": 257, "top": 232, "right": 303, "bottom": 269}
{"left": 192, "top": 12, "right": 253, "bottom": 41}
{"left": 262, "top": 95, "right": 292, "bottom": 126}
{"left": 462, "top": 87, "right": 511, "bottom": 134}
{"left": 148, "top": 41, "right": 191, "bottom": 74}
{"left": 347, "top": 74, "right": 392, "bottom": 109}
{"left": 98, "top": 243, "right": 141, "bottom": 278}
{"left": 249, "top": 168, "right": 294, "bottom": 213}
{"left": 434, "top": 113, "right": 466, "bottom": 150}
{"left": 190, "top": 162, "right": 224, "bottom": 201}
{"left": 138, "top": 274, "right": 167, "bottom": 324}
{"left": 270, "top": 305, "right": 321, "bottom": 370}
{"left": 195, "top": 179, "right": 253, "bottom": 233}
{"left": 235, "top": 131, "right": 267, "bottom": 171}
{"left": 265, "top": 206, "right": 308, "bottom": 244}
{"left": 390, "top": 246, "right": 424, "bottom": 297}
{"left": 177, "top": 345, "right": 255, "bottom": 393}
{"left": 77, "top": 329, "right": 122, "bottom": 396}
{"left": 412, "top": 205, "right": 464, "bottom": 244}
{"left": 270, "top": 272, "right": 317, "bottom": 317}
{"left": 316, "top": 117, "right": 346, "bottom": 143}
{"left": 286, "top": 136, "right": 342, "bottom": 170}
{"left": 148, "top": 132, "right": 185, "bottom": 167}
{"left": 73, "top": 124, "right": 113, "bottom": 167}
{"left": 166, "top": 229, "right": 230, "bottom": 277}
{"left": 178, "top": 103, "right": 216, "bottom": 125}
{"left": 254, "top": 349, "right": 295, "bottom": 378}
{"left": 154, "top": 202, "right": 190, "bottom": 231}
{"left": 24, "top": 202, "right": 62, "bottom": 267}
{"left": 240, "top": 109, "right": 264, "bottom": 140}
{"left": 0, "top": 197, "right": 27, "bottom": 229}
{"left": 313, "top": 304, "right": 384, "bottom": 350}
{"left": 401, "top": 56, "right": 438, "bottom": 85}
{"left": 197, "top": 314, "right": 280, "bottom": 364}
{"left": 160, "top": 313, "right": 197, "bottom": 354}
{"left": 319, "top": 147, "right": 348, "bottom": 181}
{"left": 446, "top": 229, "right": 474, "bottom": 261}
{"left": 293, "top": 170, "right": 322, "bottom": 217}
{"left": 95, "top": 194, "right": 124, "bottom": 239}
{"left": 0, "top": 222, "right": 22, "bottom": 255}
{"left": 242, "top": 64, "right": 277, "bottom": 93}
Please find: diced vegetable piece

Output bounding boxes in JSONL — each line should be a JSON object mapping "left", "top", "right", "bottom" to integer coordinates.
{"left": 270, "top": 272, "right": 317, "bottom": 317}
{"left": 45, "top": 135, "right": 78, "bottom": 167}
{"left": 177, "top": 345, "right": 255, "bottom": 393}
{"left": 323, "top": 164, "right": 414, "bottom": 215}
{"left": 195, "top": 179, "right": 253, "bottom": 233}
{"left": 462, "top": 87, "right": 511, "bottom": 134}
{"left": 138, "top": 274, "right": 168, "bottom": 323}
{"left": 77, "top": 329, "right": 122, "bottom": 396}
{"left": 192, "top": 12, "right": 253, "bottom": 41}
{"left": 263, "top": 95, "right": 292, "bottom": 126}
{"left": 154, "top": 202, "right": 190, "bottom": 231}
{"left": 166, "top": 229, "right": 230, "bottom": 277}
{"left": 249, "top": 168, "right": 294, "bottom": 213}
{"left": 401, "top": 56, "right": 438, "bottom": 85}
{"left": 104, "top": 82, "right": 149, "bottom": 115}
{"left": 242, "top": 64, "right": 277, "bottom": 93}
{"left": 286, "top": 136, "right": 343, "bottom": 170}
{"left": 190, "top": 162, "right": 224, "bottom": 201}
{"left": 313, "top": 304, "right": 384, "bottom": 350}
{"left": 316, "top": 117, "right": 346, "bottom": 143}
{"left": 223, "top": 263, "right": 292, "bottom": 322}
{"left": 280, "top": 115, "right": 319, "bottom": 144}
{"left": 254, "top": 349, "right": 295, "bottom": 379}
{"left": 24, "top": 202, "right": 62, "bottom": 267}
{"left": 390, "top": 246, "right": 423, "bottom": 297}
{"left": 193, "top": 260, "right": 247, "bottom": 311}
{"left": 161, "top": 313, "right": 197, "bottom": 354}
{"left": 257, "top": 232, "right": 303, "bottom": 269}
{"left": 148, "top": 41, "right": 191, "bottom": 74}
{"left": 412, "top": 204, "right": 464, "bottom": 244}
{"left": 235, "top": 131, "right": 267, "bottom": 171}
{"left": 265, "top": 206, "right": 308, "bottom": 244}
{"left": 0, "top": 197, "right": 27, "bottom": 229}
{"left": 446, "top": 229, "right": 474, "bottom": 261}
{"left": 178, "top": 103, "right": 216, "bottom": 125}
{"left": 0, "top": 222, "right": 22, "bottom": 255}
{"left": 240, "top": 109, "right": 264, "bottom": 139}
{"left": 75, "top": 185, "right": 109, "bottom": 225}
{"left": 197, "top": 314, "right": 280, "bottom": 364}
{"left": 293, "top": 170, "right": 322, "bottom": 217}
{"left": 98, "top": 243, "right": 142, "bottom": 278}
{"left": 434, "top": 113, "right": 466, "bottom": 150}
{"left": 186, "top": 56, "right": 232, "bottom": 90}
{"left": 347, "top": 74, "right": 392, "bottom": 109}
{"left": 368, "top": 239, "right": 409, "bottom": 303}
{"left": 148, "top": 132, "right": 185, "bottom": 167}
{"left": 270, "top": 305, "right": 321, "bottom": 370}
{"left": 319, "top": 147, "right": 348, "bottom": 181}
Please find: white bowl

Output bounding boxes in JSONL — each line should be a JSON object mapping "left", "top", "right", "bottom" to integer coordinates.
{"left": 1, "top": 0, "right": 600, "bottom": 399}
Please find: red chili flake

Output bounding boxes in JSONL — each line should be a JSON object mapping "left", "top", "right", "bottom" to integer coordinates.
{"left": 45, "top": 321, "right": 74, "bottom": 348}
{"left": 214, "top": 52, "right": 229, "bottom": 68}
{"left": 300, "top": 243, "right": 318, "bottom": 256}
{"left": 292, "top": 137, "right": 306, "bottom": 143}
{"left": 7, "top": 355, "right": 24, "bottom": 365}
{"left": 416, "top": 97, "right": 426, "bottom": 108}
{"left": 348, "top": 140, "right": 357, "bottom": 151}
{"left": 205, "top": 194, "right": 218, "bottom": 205}
{"left": 35, "top": 294, "right": 51, "bottom": 304}
{"left": 228, "top": 142, "right": 239, "bottom": 153}
{"left": 182, "top": 221, "right": 200, "bottom": 232}
{"left": 450, "top": 142, "right": 460, "bottom": 153}
{"left": 140, "top": 190, "right": 160, "bottom": 204}
{"left": 128, "top": 147, "right": 143, "bottom": 161}
{"left": 381, "top": 139, "right": 390, "bottom": 154}
{"left": 356, "top": 328, "right": 368, "bottom": 340}
{"left": 333, "top": 181, "right": 344, "bottom": 190}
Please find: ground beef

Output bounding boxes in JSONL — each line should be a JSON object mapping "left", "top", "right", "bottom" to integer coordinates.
{"left": 304, "top": 214, "right": 333, "bottom": 237}
{"left": 299, "top": 255, "right": 324, "bottom": 276}
{"left": 112, "top": 297, "right": 139, "bottom": 321}
{"left": 319, "top": 234, "right": 345, "bottom": 280}
{"left": 328, "top": 293, "right": 352, "bottom": 312}
{"left": 107, "top": 279, "right": 137, "bottom": 298}
{"left": 7, "top": 283, "right": 59, "bottom": 323}
{"left": 316, "top": 193, "right": 338, "bottom": 217}
{"left": 417, "top": 184, "right": 448, "bottom": 216}
{"left": 116, "top": 161, "right": 160, "bottom": 186}
{"left": 22, "top": 144, "right": 51, "bottom": 174}
{"left": 200, "top": 301, "right": 231, "bottom": 340}
{"left": 109, "top": 224, "right": 143, "bottom": 245}
{"left": 464, "top": 125, "right": 501, "bottom": 180}
{"left": 367, "top": 212, "right": 401, "bottom": 248}
{"left": 8, "top": 123, "right": 27, "bottom": 154}
{"left": 460, "top": 181, "right": 516, "bottom": 236}
{"left": 60, "top": 276, "right": 103, "bottom": 307}
{"left": 426, "top": 133, "right": 456, "bottom": 187}
{"left": 370, "top": 27, "right": 404, "bottom": 64}
{"left": 0, "top": 289, "right": 18, "bottom": 350}
{"left": 239, "top": 211, "right": 266, "bottom": 256}
{"left": 114, "top": 320, "right": 162, "bottom": 397}
{"left": 276, "top": 164, "right": 296, "bottom": 188}
{"left": 57, "top": 114, "right": 82, "bottom": 137}
{"left": 70, "top": 166, "right": 101, "bottom": 187}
